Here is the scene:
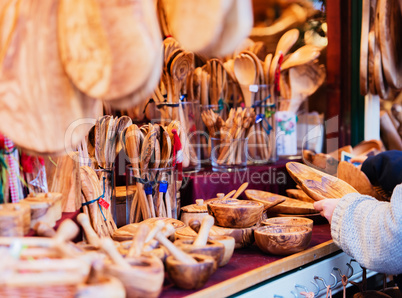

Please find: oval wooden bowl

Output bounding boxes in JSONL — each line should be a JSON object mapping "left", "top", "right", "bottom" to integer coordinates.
{"left": 76, "top": 276, "right": 126, "bottom": 298}
{"left": 165, "top": 254, "right": 215, "bottom": 290}
{"left": 208, "top": 235, "right": 235, "bottom": 267}
{"left": 174, "top": 239, "right": 224, "bottom": 271}
{"left": 175, "top": 224, "right": 257, "bottom": 249}
{"left": 207, "top": 199, "right": 264, "bottom": 228}
{"left": 261, "top": 217, "right": 313, "bottom": 231}
{"left": 105, "top": 255, "right": 164, "bottom": 298}
{"left": 112, "top": 218, "right": 186, "bottom": 242}
{"left": 254, "top": 225, "right": 312, "bottom": 255}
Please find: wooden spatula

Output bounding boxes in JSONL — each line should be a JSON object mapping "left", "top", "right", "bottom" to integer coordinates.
{"left": 286, "top": 162, "right": 359, "bottom": 201}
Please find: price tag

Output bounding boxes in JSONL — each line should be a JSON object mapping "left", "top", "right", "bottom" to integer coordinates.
{"left": 98, "top": 198, "right": 110, "bottom": 209}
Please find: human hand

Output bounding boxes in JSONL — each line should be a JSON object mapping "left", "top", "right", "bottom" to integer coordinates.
{"left": 313, "top": 199, "right": 339, "bottom": 224}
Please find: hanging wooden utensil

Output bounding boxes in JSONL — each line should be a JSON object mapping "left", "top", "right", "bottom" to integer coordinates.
{"left": 360, "top": 0, "right": 370, "bottom": 95}
{"left": 98, "top": 0, "right": 161, "bottom": 100}
{"left": 378, "top": 0, "right": 402, "bottom": 89}
{"left": 286, "top": 162, "right": 359, "bottom": 201}
{"left": 275, "top": 29, "right": 300, "bottom": 57}
{"left": 58, "top": 0, "right": 111, "bottom": 98}
{"left": 0, "top": 0, "right": 101, "bottom": 155}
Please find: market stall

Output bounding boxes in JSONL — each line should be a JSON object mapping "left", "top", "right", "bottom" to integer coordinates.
{"left": 0, "top": 0, "right": 401, "bottom": 297}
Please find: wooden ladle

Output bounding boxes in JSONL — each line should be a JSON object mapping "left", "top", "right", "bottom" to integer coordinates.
{"left": 275, "top": 28, "right": 300, "bottom": 57}
{"left": 234, "top": 55, "right": 256, "bottom": 107}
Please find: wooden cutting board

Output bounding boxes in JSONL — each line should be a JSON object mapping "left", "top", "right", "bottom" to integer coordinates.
{"left": 286, "top": 189, "right": 315, "bottom": 203}
{"left": 98, "top": 0, "right": 161, "bottom": 101}
{"left": 286, "top": 162, "right": 359, "bottom": 201}
{"left": 244, "top": 190, "right": 316, "bottom": 214}
{"left": 0, "top": 0, "right": 101, "bottom": 155}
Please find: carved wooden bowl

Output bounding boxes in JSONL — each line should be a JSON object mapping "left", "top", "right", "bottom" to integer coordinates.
{"left": 165, "top": 254, "right": 215, "bottom": 290}
{"left": 174, "top": 239, "right": 224, "bottom": 271}
{"left": 105, "top": 255, "right": 164, "bottom": 298}
{"left": 254, "top": 225, "right": 312, "bottom": 255}
{"left": 175, "top": 224, "right": 257, "bottom": 249}
{"left": 207, "top": 199, "right": 264, "bottom": 228}
{"left": 261, "top": 217, "right": 313, "bottom": 231}
{"left": 208, "top": 235, "right": 235, "bottom": 266}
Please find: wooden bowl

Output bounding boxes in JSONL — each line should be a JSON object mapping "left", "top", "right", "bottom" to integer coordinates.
{"left": 261, "top": 217, "right": 313, "bottom": 230}
{"left": 175, "top": 224, "right": 257, "bottom": 249}
{"left": 105, "top": 255, "right": 164, "bottom": 298}
{"left": 165, "top": 254, "right": 215, "bottom": 290}
{"left": 174, "top": 239, "right": 224, "bottom": 271}
{"left": 180, "top": 199, "right": 208, "bottom": 226}
{"left": 254, "top": 225, "right": 312, "bottom": 255}
{"left": 207, "top": 199, "right": 264, "bottom": 228}
{"left": 208, "top": 235, "right": 235, "bottom": 266}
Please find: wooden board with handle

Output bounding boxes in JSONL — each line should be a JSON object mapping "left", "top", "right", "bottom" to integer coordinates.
{"left": 244, "top": 189, "right": 316, "bottom": 214}
{"left": 0, "top": 0, "right": 101, "bottom": 155}
{"left": 286, "top": 162, "right": 359, "bottom": 201}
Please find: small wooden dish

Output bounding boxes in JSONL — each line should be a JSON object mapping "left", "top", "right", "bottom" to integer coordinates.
{"left": 165, "top": 253, "right": 215, "bottom": 290}
{"left": 175, "top": 224, "right": 257, "bottom": 249}
{"left": 105, "top": 255, "right": 164, "bottom": 298}
{"left": 207, "top": 199, "right": 264, "bottom": 228}
{"left": 208, "top": 235, "right": 235, "bottom": 266}
{"left": 180, "top": 199, "right": 208, "bottom": 226}
{"left": 261, "top": 217, "right": 313, "bottom": 231}
{"left": 254, "top": 225, "right": 312, "bottom": 255}
{"left": 174, "top": 239, "right": 224, "bottom": 271}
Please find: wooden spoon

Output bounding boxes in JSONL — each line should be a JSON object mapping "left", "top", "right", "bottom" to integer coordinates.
{"left": 281, "top": 45, "right": 321, "bottom": 71}
{"left": 275, "top": 28, "right": 300, "bottom": 57}
{"left": 222, "top": 190, "right": 236, "bottom": 200}
{"left": 234, "top": 55, "right": 256, "bottom": 107}
{"left": 231, "top": 182, "right": 249, "bottom": 200}
{"left": 286, "top": 162, "right": 359, "bottom": 201}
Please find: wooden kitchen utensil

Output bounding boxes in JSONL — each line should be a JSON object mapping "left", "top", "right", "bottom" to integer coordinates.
{"left": 175, "top": 216, "right": 225, "bottom": 270}
{"left": 281, "top": 45, "right": 321, "bottom": 71}
{"left": 275, "top": 29, "right": 300, "bottom": 57}
{"left": 234, "top": 55, "right": 256, "bottom": 107}
{"left": 58, "top": 0, "right": 111, "bottom": 98}
{"left": 231, "top": 182, "right": 249, "bottom": 200}
{"left": 102, "top": 237, "right": 165, "bottom": 298}
{"left": 180, "top": 199, "right": 208, "bottom": 225}
{"left": 337, "top": 161, "right": 386, "bottom": 200}
{"left": 286, "top": 162, "right": 359, "bottom": 201}
{"left": 378, "top": 0, "right": 402, "bottom": 89}
{"left": 286, "top": 189, "right": 315, "bottom": 203}
{"left": 207, "top": 199, "right": 264, "bottom": 228}
{"left": 97, "top": 0, "right": 161, "bottom": 101}
{"left": 360, "top": 0, "right": 370, "bottom": 95}
{"left": 0, "top": 0, "right": 101, "bottom": 155}
{"left": 77, "top": 213, "right": 101, "bottom": 248}
{"left": 245, "top": 190, "right": 315, "bottom": 214}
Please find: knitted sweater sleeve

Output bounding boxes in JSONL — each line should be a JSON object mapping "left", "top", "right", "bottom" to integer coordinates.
{"left": 331, "top": 184, "right": 402, "bottom": 275}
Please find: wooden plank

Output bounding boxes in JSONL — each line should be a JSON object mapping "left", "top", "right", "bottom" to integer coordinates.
{"left": 187, "top": 240, "right": 339, "bottom": 298}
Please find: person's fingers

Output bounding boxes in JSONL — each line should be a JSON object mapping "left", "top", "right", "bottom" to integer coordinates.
{"left": 313, "top": 200, "right": 323, "bottom": 211}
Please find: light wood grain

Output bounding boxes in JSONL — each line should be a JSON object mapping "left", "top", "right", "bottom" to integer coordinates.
{"left": 0, "top": 0, "right": 101, "bottom": 154}
{"left": 286, "top": 162, "right": 359, "bottom": 201}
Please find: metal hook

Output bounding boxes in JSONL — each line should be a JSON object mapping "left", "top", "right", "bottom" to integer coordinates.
{"left": 333, "top": 267, "right": 343, "bottom": 279}
{"left": 295, "top": 284, "right": 309, "bottom": 294}
{"left": 346, "top": 262, "right": 354, "bottom": 278}
{"left": 310, "top": 279, "right": 320, "bottom": 297}
{"left": 291, "top": 291, "right": 298, "bottom": 298}
{"left": 314, "top": 273, "right": 337, "bottom": 289}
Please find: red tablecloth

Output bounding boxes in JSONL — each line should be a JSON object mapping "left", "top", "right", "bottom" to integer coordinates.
{"left": 180, "top": 158, "right": 300, "bottom": 207}
{"left": 161, "top": 224, "right": 332, "bottom": 297}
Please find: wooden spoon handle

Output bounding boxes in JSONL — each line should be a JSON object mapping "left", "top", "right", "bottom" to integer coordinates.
{"left": 232, "top": 182, "right": 249, "bottom": 200}
{"left": 101, "top": 238, "right": 131, "bottom": 269}
{"left": 155, "top": 229, "right": 197, "bottom": 265}
{"left": 127, "top": 223, "right": 150, "bottom": 258}
{"left": 222, "top": 190, "right": 236, "bottom": 200}
{"left": 77, "top": 213, "right": 101, "bottom": 248}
